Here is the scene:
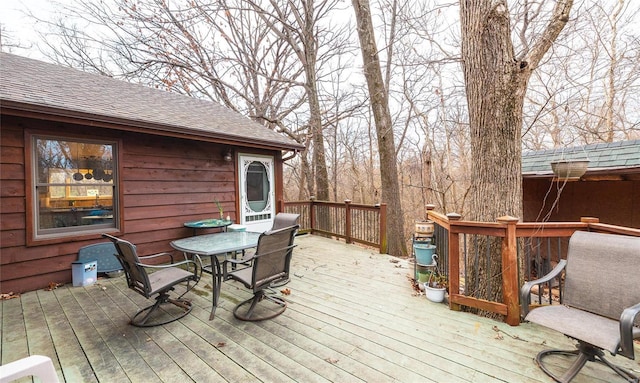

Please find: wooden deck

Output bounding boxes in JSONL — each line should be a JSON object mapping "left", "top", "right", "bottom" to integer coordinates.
{"left": 2, "top": 235, "right": 639, "bottom": 382}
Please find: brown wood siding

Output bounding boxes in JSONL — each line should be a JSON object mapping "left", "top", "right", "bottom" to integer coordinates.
{"left": 523, "top": 178, "right": 640, "bottom": 228}
{"left": 1, "top": 116, "right": 284, "bottom": 293}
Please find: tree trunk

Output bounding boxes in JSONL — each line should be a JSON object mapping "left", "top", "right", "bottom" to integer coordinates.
{"left": 352, "top": 0, "right": 407, "bottom": 257}
{"left": 460, "top": 0, "right": 572, "bottom": 312}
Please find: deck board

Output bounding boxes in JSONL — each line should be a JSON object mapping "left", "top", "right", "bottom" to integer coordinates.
{"left": 2, "top": 234, "right": 639, "bottom": 382}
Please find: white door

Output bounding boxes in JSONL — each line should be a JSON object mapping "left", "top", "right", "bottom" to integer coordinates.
{"left": 238, "top": 154, "right": 275, "bottom": 232}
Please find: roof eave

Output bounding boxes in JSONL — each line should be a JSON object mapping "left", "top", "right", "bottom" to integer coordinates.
{"left": 1, "top": 101, "right": 305, "bottom": 152}
{"left": 523, "top": 166, "right": 640, "bottom": 179}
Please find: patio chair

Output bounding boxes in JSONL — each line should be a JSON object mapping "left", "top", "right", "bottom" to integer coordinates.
{"left": 102, "top": 233, "right": 202, "bottom": 327}
{"left": 224, "top": 224, "right": 299, "bottom": 321}
{"left": 520, "top": 231, "right": 640, "bottom": 383}
{"left": 271, "top": 212, "right": 300, "bottom": 230}
{"left": 228, "top": 212, "right": 300, "bottom": 285}
{"left": 0, "top": 355, "right": 59, "bottom": 383}
{"left": 269, "top": 213, "right": 300, "bottom": 287}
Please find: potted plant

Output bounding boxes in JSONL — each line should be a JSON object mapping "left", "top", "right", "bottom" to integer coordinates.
{"left": 550, "top": 159, "right": 589, "bottom": 180}
{"left": 424, "top": 272, "right": 448, "bottom": 303}
{"left": 214, "top": 199, "right": 224, "bottom": 219}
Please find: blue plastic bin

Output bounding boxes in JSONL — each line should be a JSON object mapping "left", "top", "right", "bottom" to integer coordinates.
{"left": 72, "top": 261, "right": 97, "bottom": 287}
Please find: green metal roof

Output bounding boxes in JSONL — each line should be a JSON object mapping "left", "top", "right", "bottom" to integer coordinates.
{"left": 522, "top": 139, "right": 640, "bottom": 176}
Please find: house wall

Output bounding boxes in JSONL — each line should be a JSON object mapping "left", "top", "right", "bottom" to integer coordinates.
{"left": 0, "top": 116, "right": 284, "bottom": 293}
{"left": 523, "top": 178, "right": 640, "bottom": 228}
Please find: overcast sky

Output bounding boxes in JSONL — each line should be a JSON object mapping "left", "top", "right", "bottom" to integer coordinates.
{"left": 0, "top": 0, "right": 61, "bottom": 58}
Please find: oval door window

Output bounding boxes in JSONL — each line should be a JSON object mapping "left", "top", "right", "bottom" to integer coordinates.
{"left": 246, "top": 161, "right": 269, "bottom": 212}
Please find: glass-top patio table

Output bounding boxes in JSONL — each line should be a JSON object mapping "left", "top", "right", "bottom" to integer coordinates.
{"left": 171, "top": 231, "right": 261, "bottom": 320}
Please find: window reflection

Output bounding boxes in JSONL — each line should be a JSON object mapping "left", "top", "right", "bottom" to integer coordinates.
{"left": 35, "top": 137, "right": 117, "bottom": 235}
{"left": 246, "top": 161, "right": 269, "bottom": 212}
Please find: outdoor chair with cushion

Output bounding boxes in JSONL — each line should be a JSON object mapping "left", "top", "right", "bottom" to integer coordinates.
{"left": 269, "top": 213, "right": 300, "bottom": 286}
{"left": 521, "top": 230, "right": 640, "bottom": 383}
{"left": 224, "top": 224, "right": 299, "bottom": 321}
{"left": 271, "top": 212, "right": 300, "bottom": 230}
{"left": 102, "top": 233, "right": 202, "bottom": 327}
{"left": 229, "top": 212, "right": 300, "bottom": 285}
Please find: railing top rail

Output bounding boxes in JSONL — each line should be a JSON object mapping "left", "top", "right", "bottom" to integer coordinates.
{"left": 516, "top": 222, "right": 588, "bottom": 229}
{"left": 347, "top": 203, "right": 385, "bottom": 210}
{"left": 588, "top": 222, "right": 640, "bottom": 236}
{"left": 425, "top": 210, "right": 449, "bottom": 222}
{"left": 427, "top": 209, "right": 640, "bottom": 238}
{"left": 286, "top": 200, "right": 384, "bottom": 210}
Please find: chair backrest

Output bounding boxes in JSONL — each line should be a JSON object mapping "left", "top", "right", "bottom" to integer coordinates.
{"left": 271, "top": 213, "right": 300, "bottom": 231}
{"left": 564, "top": 231, "right": 640, "bottom": 322}
{"left": 251, "top": 224, "right": 299, "bottom": 291}
{"left": 102, "top": 234, "right": 152, "bottom": 297}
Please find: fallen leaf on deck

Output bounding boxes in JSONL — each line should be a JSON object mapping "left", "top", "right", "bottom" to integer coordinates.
{"left": 44, "top": 282, "right": 63, "bottom": 291}
{"left": 216, "top": 342, "right": 226, "bottom": 348}
{"left": 389, "top": 259, "right": 399, "bottom": 263}
{"left": 406, "top": 274, "right": 421, "bottom": 293}
{"left": 492, "top": 325, "right": 528, "bottom": 342}
{"left": 0, "top": 292, "right": 20, "bottom": 300}
{"left": 281, "top": 288, "right": 291, "bottom": 295}
{"left": 325, "top": 357, "right": 339, "bottom": 364}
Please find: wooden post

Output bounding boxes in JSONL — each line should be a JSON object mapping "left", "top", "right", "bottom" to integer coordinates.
{"left": 378, "top": 203, "right": 387, "bottom": 254}
{"left": 446, "top": 213, "right": 462, "bottom": 311}
{"left": 344, "top": 199, "right": 352, "bottom": 244}
{"left": 425, "top": 204, "right": 436, "bottom": 220}
{"left": 497, "top": 216, "right": 520, "bottom": 326}
{"left": 309, "top": 196, "right": 316, "bottom": 234}
{"left": 580, "top": 216, "right": 599, "bottom": 230}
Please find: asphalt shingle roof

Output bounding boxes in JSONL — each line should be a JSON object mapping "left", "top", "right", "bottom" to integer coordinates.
{"left": 522, "top": 140, "right": 640, "bottom": 175}
{"left": 0, "top": 53, "right": 303, "bottom": 151}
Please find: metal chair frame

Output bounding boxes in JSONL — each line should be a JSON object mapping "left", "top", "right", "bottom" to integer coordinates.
{"left": 521, "top": 231, "right": 640, "bottom": 383}
{"left": 102, "top": 233, "right": 202, "bottom": 327}
{"left": 225, "top": 224, "right": 298, "bottom": 321}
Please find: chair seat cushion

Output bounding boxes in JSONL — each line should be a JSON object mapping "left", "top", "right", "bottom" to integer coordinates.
{"left": 526, "top": 305, "right": 640, "bottom": 354}
{"left": 148, "top": 267, "right": 195, "bottom": 295}
{"left": 228, "top": 267, "right": 253, "bottom": 288}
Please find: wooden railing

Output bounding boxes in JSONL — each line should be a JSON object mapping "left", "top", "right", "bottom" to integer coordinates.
{"left": 280, "top": 199, "right": 387, "bottom": 253}
{"left": 427, "top": 207, "right": 640, "bottom": 326}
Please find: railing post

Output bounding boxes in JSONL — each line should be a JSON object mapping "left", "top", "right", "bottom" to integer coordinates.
{"left": 378, "top": 203, "right": 387, "bottom": 254}
{"left": 345, "top": 199, "right": 352, "bottom": 244}
{"left": 497, "top": 216, "right": 520, "bottom": 326}
{"left": 309, "top": 196, "right": 316, "bottom": 234}
{"left": 446, "top": 212, "right": 461, "bottom": 311}
{"left": 425, "top": 204, "right": 436, "bottom": 219}
{"left": 580, "top": 217, "right": 599, "bottom": 231}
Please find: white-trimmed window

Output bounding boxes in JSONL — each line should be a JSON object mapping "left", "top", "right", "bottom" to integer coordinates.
{"left": 33, "top": 136, "right": 118, "bottom": 238}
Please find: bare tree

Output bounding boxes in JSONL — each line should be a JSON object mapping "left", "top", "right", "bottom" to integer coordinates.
{"left": 352, "top": 0, "right": 407, "bottom": 256}
{"left": 241, "top": 0, "right": 355, "bottom": 201}
{"left": 37, "top": 0, "right": 356, "bottom": 198}
{"left": 460, "top": 0, "right": 573, "bottom": 308}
